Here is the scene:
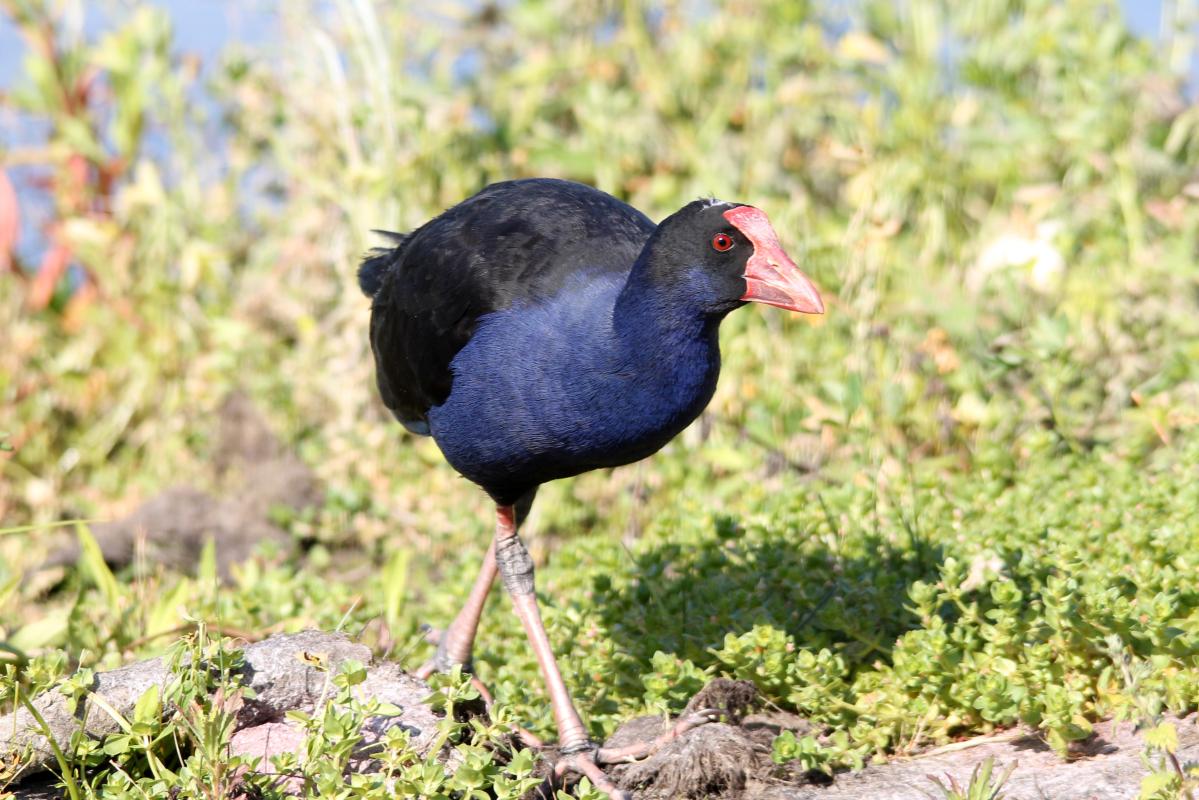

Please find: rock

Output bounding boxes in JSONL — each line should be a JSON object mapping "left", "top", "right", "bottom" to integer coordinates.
{"left": 35, "top": 390, "right": 321, "bottom": 582}
{"left": 759, "top": 715, "right": 1199, "bottom": 800}
{"left": 7, "top": 643, "right": 1194, "bottom": 799}
{"left": 2, "top": 631, "right": 445, "bottom": 785}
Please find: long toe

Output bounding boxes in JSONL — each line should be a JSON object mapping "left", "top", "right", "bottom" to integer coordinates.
{"left": 546, "top": 744, "right": 632, "bottom": 800}
{"left": 413, "top": 624, "right": 445, "bottom": 679}
{"left": 595, "top": 706, "right": 721, "bottom": 764}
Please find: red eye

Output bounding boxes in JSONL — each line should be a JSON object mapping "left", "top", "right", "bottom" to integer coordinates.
{"left": 711, "top": 233, "right": 734, "bottom": 252}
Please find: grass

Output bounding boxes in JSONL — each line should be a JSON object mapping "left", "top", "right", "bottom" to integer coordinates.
{"left": 2, "top": 0, "right": 1199, "bottom": 798}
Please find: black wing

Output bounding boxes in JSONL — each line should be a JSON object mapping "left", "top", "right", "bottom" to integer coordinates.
{"left": 361, "top": 179, "right": 655, "bottom": 429}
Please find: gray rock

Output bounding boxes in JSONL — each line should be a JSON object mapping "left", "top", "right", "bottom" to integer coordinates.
{"left": 757, "top": 716, "right": 1199, "bottom": 800}
{"left": 2, "top": 631, "right": 444, "bottom": 785}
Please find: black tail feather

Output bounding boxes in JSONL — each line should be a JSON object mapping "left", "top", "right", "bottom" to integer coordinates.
{"left": 357, "top": 230, "right": 408, "bottom": 297}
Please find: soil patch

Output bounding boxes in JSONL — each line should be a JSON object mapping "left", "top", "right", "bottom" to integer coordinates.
{"left": 37, "top": 391, "right": 321, "bottom": 581}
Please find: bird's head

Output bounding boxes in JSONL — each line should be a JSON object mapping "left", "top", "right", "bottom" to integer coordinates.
{"left": 643, "top": 198, "right": 825, "bottom": 318}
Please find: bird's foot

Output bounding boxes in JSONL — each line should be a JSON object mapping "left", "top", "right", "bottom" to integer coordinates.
{"left": 547, "top": 742, "right": 631, "bottom": 800}
{"left": 541, "top": 708, "right": 721, "bottom": 799}
{"left": 413, "top": 624, "right": 473, "bottom": 680}
{"left": 595, "top": 706, "right": 722, "bottom": 763}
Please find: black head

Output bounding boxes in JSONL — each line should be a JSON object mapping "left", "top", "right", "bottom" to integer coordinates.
{"left": 638, "top": 198, "right": 824, "bottom": 317}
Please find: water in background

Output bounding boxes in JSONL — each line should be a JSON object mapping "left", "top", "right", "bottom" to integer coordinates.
{"left": 0, "top": 1, "right": 277, "bottom": 87}
{"left": 0, "top": 1, "right": 277, "bottom": 266}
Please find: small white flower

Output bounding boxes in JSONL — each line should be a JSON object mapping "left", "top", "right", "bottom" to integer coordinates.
{"left": 971, "top": 220, "right": 1065, "bottom": 294}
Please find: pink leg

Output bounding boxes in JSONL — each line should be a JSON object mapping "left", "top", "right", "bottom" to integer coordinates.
{"left": 425, "top": 505, "right": 717, "bottom": 800}
{"left": 492, "top": 505, "right": 633, "bottom": 800}
{"left": 413, "top": 527, "right": 545, "bottom": 749}
{"left": 415, "top": 542, "right": 498, "bottom": 679}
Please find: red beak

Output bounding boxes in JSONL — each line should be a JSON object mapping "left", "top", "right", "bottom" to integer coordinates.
{"left": 724, "top": 205, "right": 824, "bottom": 315}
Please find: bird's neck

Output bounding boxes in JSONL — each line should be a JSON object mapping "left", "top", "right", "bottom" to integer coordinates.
{"left": 613, "top": 258, "right": 723, "bottom": 350}
{"left": 610, "top": 261, "right": 725, "bottom": 414}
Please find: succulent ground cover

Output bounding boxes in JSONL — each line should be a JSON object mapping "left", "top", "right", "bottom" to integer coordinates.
{"left": 2, "top": 1, "right": 1198, "bottom": 798}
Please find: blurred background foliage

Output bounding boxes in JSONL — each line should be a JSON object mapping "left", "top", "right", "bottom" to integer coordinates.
{"left": 1, "top": 0, "right": 1199, "bottom": 792}
{"left": 1, "top": 0, "right": 1195, "bottom": 536}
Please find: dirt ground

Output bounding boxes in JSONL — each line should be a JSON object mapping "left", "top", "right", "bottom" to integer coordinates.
{"left": 35, "top": 391, "right": 321, "bottom": 582}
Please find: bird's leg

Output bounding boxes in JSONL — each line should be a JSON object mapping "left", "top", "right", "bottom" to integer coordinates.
{"left": 493, "top": 505, "right": 589, "bottom": 747}
{"left": 414, "top": 503, "right": 546, "bottom": 749}
{"left": 415, "top": 488, "right": 538, "bottom": 679}
{"left": 414, "top": 541, "right": 497, "bottom": 679}
{"left": 492, "top": 505, "right": 630, "bottom": 800}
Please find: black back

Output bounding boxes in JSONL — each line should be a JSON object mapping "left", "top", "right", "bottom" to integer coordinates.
{"left": 361, "top": 179, "right": 656, "bottom": 426}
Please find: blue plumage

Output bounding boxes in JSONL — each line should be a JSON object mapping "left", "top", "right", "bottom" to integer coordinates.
{"left": 429, "top": 265, "right": 721, "bottom": 500}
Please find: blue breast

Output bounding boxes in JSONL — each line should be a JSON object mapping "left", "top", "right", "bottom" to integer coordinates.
{"left": 427, "top": 269, "right": 722, "bottom": 501}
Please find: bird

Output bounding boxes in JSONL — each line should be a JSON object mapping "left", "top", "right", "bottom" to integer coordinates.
{"left": 358, "top": 178, "right": 823, "bottom": 798}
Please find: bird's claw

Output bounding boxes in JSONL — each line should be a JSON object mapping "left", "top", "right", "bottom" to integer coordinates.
{"left": 681, "top": 705, "right": 723, "bottom": 728}
{"left": 593, "top": 705, "right": 722, "bottom": 765}
{"left": 546, "top": 742, "right": 631, "bottom": 800}
{"left": 419, "top": 623, "right": 442, "bottom": 645}
{"left": 539, "top": 707, "right": 723, "bottom": 798}
{"left": 414, "top": 626, "right": 474, "bottom": 680}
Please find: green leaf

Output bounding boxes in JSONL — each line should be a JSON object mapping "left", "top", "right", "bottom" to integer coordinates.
{"left": 1143, "top": 722, "right": 1178, "bottom": 754}
{"left": 1138, "top": 769, "right": 1179, "bottom": 799}
{"left": 76, "top": 523, "right": 122, "bottom": 609}
{"left": 9, "top": 609, "right": 70, "bottom": 651}
{"left": 133, "top": 684, "right": 161, "bottom": 725}
{"left": 102, "top": 734, "right": 131, "bottom": 756}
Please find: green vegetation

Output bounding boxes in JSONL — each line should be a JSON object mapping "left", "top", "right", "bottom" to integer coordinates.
{"left": 2, "top": 0, "right": 1198, "bottom": 797}
{"left": 929, "top": 757, "right": 1015, "bottom": 800}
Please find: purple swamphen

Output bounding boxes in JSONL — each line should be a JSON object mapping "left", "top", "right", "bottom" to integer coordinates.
{"left": 359, "top": 178, "right": 823, "bottom": 797}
